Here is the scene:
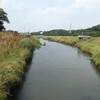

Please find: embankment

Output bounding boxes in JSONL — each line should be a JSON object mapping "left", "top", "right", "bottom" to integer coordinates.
{"left": 0, "top": 32, "right": 40, "bottom": 100}
{"left": 42, "top": 36, "right": 100, "bottom": 69}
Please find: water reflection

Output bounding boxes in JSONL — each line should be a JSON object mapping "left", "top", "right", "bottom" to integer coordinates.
{"left": 12, "top": 39, "right": 100, "bottom": 100}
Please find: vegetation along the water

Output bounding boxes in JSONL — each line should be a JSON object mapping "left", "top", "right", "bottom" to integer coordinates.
{"left": 0, "top": 32, "right": 40, "bottom": 100}
{"left": 42, "top": 36, "right": 100, "bottom": 69}
{"left": 0, "top": 8, "right": 41, "bottom": 100}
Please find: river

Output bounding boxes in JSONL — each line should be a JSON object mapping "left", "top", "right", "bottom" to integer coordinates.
{"left": 12, "top": 38, "right": 100, "bottom": 100}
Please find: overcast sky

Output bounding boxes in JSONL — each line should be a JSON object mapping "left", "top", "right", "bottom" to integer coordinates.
{"left": 0, "top": 0, "right": 100, "bottom": 32}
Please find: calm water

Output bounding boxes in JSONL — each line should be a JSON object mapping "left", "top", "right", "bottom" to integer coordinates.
{"left": 13, "top": 39, "right": 100, "bottom": 100}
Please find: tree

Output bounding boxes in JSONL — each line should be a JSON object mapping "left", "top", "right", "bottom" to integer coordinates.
{"left": 0, "top": 8, "right": 10, "bottom": 31}
{"left": 92, "top": 25, "right": 100, "bottom": 31}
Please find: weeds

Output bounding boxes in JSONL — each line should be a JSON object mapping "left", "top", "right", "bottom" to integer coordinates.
{"left": 0, "top": 32, "right": 40, "bottom": 100}
{"left": 19, "top": 38, "right": 33, "bottom": 50}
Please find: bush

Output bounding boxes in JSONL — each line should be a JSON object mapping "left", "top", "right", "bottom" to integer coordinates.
{"left": 19, "top": 38, "right": 33, "bottom": 50}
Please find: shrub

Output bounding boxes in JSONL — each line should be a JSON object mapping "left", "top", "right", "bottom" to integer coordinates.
{"left": 19, "top": 38, "right": 33, "bottom": 50}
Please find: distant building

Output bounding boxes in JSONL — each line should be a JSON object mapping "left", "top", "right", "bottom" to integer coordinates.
{"left": 40, "top": 31, "right": 44, "bottom": 35}
{"left": 78, "top": 35, "right": 91, "bottom": 40}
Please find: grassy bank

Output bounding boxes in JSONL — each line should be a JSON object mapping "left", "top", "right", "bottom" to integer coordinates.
{"left": 0, "top": 32, "right": 40, "bottom": 100}
{"left": 43, "top": 36, "right": 100, "bottom": 69}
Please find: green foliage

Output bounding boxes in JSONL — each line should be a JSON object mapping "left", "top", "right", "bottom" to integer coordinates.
{"left": 0, "top": 90, "right": 7, "bottom": 100}
{"left": 33, "top": 25, "right": 100, "bottom": 37}
{"left": 70, "top": 25, "right": 100, "bottom": 37}
{"left": 0, "top": 8, "right": 10, "bottom": 31}
{"left": 91, "top": 25, "right": 100, "bottom": 31}
{"left": 43, "top": 29, "right": 70, "bottom": 36}
{"left": 0, "top": 21, "right": 5, "bottom": 31}
{"left": 0, "top": 8, "right": 9, "bottom": 23}
{"left": 0, "top": 33, "right": 41, "bottom": 100}
{"left": 32, "top": 37, "right": 41, "bottom": 48}
{"left": 43, "top": 36, "right": 78, "bottom": 45}
{"left": 92, "top": 49, "right": 100, "bottom": 67}
{"left": 19, "top": 38, "right": 33, "bottom": 50}
{"left": 0, "top": 47, "right": 29, "bottom": 100}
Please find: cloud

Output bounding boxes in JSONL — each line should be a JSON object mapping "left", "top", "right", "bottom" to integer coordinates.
{"left": 0, "top": 0, "right": 26, "bottom": 31}
{"left": 0, "top": 0, "right": 24, "bottom": 11}
{"left": 0, "top": 0, "right": 100, "bottom": 31}
{"left": 30, "top": 0, "right": 100, "bottom": 30}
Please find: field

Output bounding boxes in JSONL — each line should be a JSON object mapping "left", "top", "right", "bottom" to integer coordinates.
{"left": 43, "top": 36, "right": 100, "bottom": 69}
{"left": 0, "top": 32, "right": 40, "bottom": 100}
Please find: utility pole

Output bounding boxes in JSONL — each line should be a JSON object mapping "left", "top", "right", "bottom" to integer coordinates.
{"left": 28, "top": 23, "right": 30, "bottom": 35}
{"left": 24, "top": 25, "right": 26, "bottom": 33}
{"left": 24, "top": 25, "right": 26, "bottom": 36}
{"left": 69, "top": 24, "right": 72, "bottom": 34}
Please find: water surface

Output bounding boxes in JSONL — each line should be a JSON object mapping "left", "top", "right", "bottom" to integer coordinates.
{"left": 13, "top": 39, "right": 100, "bottom": 100}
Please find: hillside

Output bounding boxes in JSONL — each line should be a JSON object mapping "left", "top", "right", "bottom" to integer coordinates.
{"left": 31, "top": 25, "right": 100, "bottom": 36}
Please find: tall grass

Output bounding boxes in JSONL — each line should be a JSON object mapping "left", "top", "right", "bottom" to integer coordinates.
{"left": 43, "top": 36, "right": 100, "bottom": 69}
{"left": 76, "top": 37, "right": 100, "bottom": 68}
{"left": 43, "top": 36, "right": 78, "bottom": 45}
{"left": 0, "top": 32, "right": 40, "bottom": 100}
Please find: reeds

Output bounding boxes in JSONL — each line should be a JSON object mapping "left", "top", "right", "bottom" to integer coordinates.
{"left": 43, "top": 36, "right": 78, "bottom": 45}
{"left": 0, "top": 32, "right": 22, "bottom": 61}
{"left": 0, "top": 32, "right": 40, "bottom": 100}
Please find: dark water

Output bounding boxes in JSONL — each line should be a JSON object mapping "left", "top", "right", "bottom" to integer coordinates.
{"left": 13, "top": 39, "right": 100, "bottom": 100}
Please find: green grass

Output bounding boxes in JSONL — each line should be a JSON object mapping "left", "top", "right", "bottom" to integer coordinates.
{"left": 19, "top": 38, "right": 33, "bottom": 50}
{"left": 0, "top": 32, "right": 40, "bottom": 100}
{"left": 32, "top": 36, "right": 41, "bottom": 48}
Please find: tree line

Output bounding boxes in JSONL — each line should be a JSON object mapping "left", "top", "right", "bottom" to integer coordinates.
{"left": 31, "top": 25, "right": 100, "bottom": 37}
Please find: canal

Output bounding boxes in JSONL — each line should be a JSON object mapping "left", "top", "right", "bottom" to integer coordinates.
{"left": 12, "top": 38, "right": 100, "bottom": 100}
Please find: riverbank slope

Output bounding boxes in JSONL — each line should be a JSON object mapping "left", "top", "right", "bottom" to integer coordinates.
{"left": 0, "top": 32, "right": 40, "bottom": 100}
{"left": 43, "top": 36, "right": 100, "bottom": 69}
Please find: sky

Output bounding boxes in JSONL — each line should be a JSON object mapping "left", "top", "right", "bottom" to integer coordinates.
{"left": 0, "top": 0, "right": 100, "bottom": 32}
